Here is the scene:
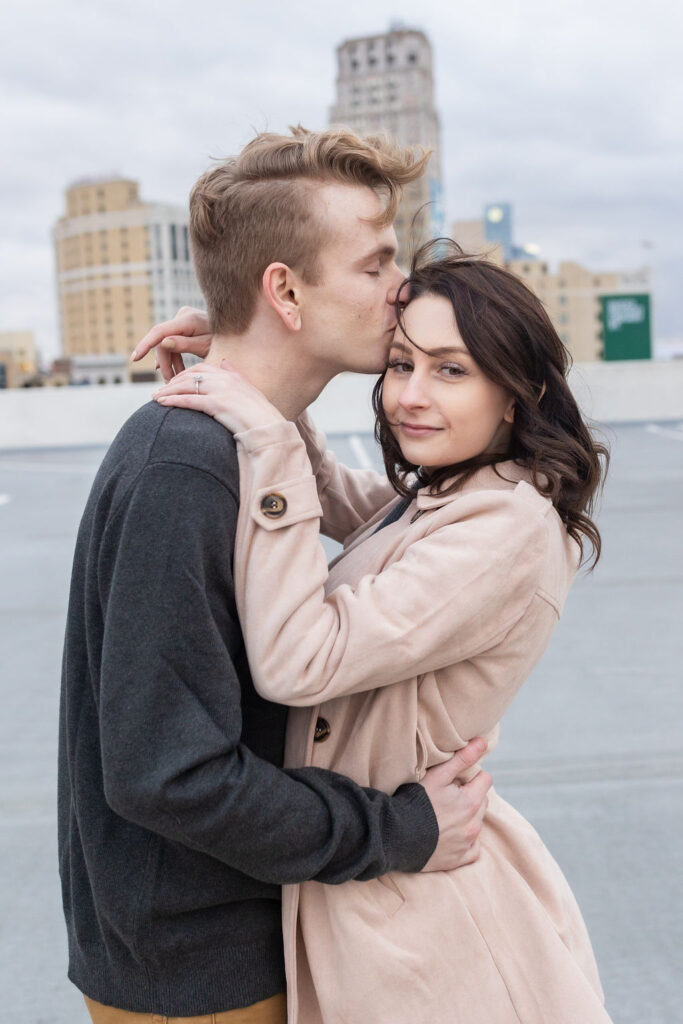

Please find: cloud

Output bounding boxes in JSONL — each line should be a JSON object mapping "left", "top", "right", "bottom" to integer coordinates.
{"left": 2, "top": 0, "right": 681, "bottom": 360}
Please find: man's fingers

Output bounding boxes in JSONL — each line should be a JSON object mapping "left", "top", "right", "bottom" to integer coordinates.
{"left": 461, "top": 770, "right": 493, "bottom": 808}
{"left": 450, "top": 737, "right": 487, "bottom": 774}
{"left": 462, "top": 838, "right": 481, "bottom": 866}
{"left": 432, "top": 739, "right": 487, "bottom": 785}
{"left": 465, "top": 796, "right": 489, "bottom": 839}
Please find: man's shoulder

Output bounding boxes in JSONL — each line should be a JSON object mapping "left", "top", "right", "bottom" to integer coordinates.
{"left": 114, "top": 402, "right": 239, "bottom": 491}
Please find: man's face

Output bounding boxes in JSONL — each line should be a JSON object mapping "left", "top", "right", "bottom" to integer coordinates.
{"left": 298, "top": 183, "right": 405, "bottom": 375}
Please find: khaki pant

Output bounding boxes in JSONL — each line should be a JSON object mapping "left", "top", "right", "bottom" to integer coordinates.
{"left": 84, "top": 992, "right": 287, "bottom": 1024}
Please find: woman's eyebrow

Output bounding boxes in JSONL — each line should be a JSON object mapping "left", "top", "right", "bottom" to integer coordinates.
{"left": 423, "top": 345, "right": 469, "bottom": 357}
{"left": 389, "top": 340, "right": 469, "bottom": 357}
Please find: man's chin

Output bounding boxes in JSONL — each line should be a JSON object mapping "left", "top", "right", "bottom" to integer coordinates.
{"left": 363, "top": 360, "right": 387, "bottom": 376}
{"left": 338, "top": 358, "right": 386, "bottom": 377}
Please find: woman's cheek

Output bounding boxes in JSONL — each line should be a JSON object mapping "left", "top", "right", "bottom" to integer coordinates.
{"left": 381, "top": 383, "right": 395, "bottom": 420}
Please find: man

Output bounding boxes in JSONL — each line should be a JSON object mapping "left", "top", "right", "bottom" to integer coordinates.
{"left": 59, "top": 126, "right": 492, "bottom": 1024}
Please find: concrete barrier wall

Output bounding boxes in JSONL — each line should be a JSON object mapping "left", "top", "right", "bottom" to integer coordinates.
{"left": 1, "top": 359, "right": 682, "bottom": 450}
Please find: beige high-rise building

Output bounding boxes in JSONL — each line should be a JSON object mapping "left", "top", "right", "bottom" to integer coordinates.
{"left": 0, "top": 331, "right": 37, "bottom": 388}
{"left": 53, "top": 178, "right": 204, "bottom": 379}
{"left": 330, "top": 27, "right": 443, "bottom": 264}
{"left": 451, "top": 216, "right": 651, "bottom": 362}
{"left": 509, "top": 259, "right": 651, "bottom": 362}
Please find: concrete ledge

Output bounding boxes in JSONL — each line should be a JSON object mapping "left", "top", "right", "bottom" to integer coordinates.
{"left": 567, "top": 360, "right": 683, "bottom": 424}
{"left": 1, "top": 360, "right": 682, "bottom": 450}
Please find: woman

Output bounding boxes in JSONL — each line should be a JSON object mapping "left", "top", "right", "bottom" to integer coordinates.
{"left": 154, "top": 243, "right": 612, "bottom": 1023}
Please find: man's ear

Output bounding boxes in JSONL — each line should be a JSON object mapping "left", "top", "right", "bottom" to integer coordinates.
{"left": 262, "top": 263, "right": 302, "bottom": 332}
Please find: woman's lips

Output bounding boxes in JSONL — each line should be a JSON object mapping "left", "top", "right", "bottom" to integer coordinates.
{"left": 399, "top": 423, "right": 442, "bottom": 437}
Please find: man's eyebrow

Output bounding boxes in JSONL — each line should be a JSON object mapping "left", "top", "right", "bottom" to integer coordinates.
{"left": 359, "top": 243, "right": 397, "bottom": 263}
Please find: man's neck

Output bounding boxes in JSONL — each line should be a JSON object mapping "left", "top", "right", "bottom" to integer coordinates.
{"left": 206, "top": 323, "right": 336, "bottom": 421}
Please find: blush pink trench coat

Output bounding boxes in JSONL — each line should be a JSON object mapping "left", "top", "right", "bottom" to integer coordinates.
{"left": 231, "top": 414, "right": 612, "bottom": 1024}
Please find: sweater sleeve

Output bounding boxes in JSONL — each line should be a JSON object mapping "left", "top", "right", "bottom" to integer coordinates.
{"left": 296, "top": 411, "right": 396, "bottom": 542}
{"left": 233, "top": 421, "right": 549, "bottom": 707}
{"left": 97, "top": 460, "right": 437, "bottom": 885}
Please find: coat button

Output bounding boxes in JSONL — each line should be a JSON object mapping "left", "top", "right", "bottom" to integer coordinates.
{"left": 314, "top": 717, "right": 331, "bottom": 742}
{"left": 260, "top": 493, "right": 287, "bottom": 518}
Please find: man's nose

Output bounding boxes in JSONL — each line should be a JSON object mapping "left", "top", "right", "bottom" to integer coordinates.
{"left": 386, "top": 262, "right": 408, "bottom": 308}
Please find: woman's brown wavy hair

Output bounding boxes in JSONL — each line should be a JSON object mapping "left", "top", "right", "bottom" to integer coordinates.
{"left": 372, "top": 240, "right": 609, "bottom": 567}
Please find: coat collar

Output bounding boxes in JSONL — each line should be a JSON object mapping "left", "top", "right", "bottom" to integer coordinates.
{"left": 414, "top": 460, "right": 535, "bottom": 511}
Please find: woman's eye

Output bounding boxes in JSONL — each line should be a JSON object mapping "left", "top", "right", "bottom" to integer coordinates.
{"left": 442, "top": 364, "right": 465, "bottom": 377}
{"left": 387, "top": 360, "right": 411, "bottom": 373}
{"left": 366, "top": 268, "right": 381, "bottom": 277}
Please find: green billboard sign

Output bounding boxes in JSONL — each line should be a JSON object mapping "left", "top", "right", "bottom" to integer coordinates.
{"left": 600, "top": 294, "right": 651, "bottom": 361}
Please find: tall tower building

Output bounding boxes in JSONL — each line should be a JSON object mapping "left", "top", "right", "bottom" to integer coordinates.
{"left": 330, "top": 27, "right": 443, "bottom": 264}
{"left": 53, "top": 178, "right": 204, "bottom": 379}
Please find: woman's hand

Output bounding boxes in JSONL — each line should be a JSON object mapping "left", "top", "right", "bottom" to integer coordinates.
{"left": 153, "top": 361, "right": 285, "bottom": 434}
{"left": 131, "top": 306, "right": 212, "bottom": 381}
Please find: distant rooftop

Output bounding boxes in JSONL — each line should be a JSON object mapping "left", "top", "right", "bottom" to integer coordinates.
{"left": 66, "top": 173, "right": 129, "bottom": 190}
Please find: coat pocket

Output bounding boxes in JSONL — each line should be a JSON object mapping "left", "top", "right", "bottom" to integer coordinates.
{"left": 375, "top": 872, "right": 406, "bottom": 917}
{"left": 415, "top": 726, "right": 429, "bottom": 779}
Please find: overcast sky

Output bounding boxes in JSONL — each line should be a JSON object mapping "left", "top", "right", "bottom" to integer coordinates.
{"left": 3, "top": 0, "right": 681, "bottom": 362}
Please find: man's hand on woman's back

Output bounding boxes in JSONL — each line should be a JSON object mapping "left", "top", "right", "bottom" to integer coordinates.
{"left": 420, "top": 738, "right": 492, "bottom": 871}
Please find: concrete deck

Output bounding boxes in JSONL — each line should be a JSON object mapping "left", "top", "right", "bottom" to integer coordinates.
{"left": 1, "top": 419, "right": 682, "bottom": 1022}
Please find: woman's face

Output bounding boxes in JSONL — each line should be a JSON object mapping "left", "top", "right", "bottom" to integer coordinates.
{"left": 382, "top": 293, "right": 515, "bottom": 470}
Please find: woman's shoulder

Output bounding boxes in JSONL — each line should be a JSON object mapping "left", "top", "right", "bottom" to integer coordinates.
{"left": 459, "top": 460, "right": 546, "bottom": 500}
{"left": 418, "top": 461, "right": 580, "bottom": 580}
{"left": 448, "top": 462, "right": 581, "bottom": 601}
{"left": 418, "top": 461, "right": 552, "bottom": 522}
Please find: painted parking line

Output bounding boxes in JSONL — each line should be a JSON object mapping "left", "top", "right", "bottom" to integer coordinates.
{"left": 0, "top": 494, "right": 11, "bottom": 507}
{"left": 0, "top": 459, "right": 100, "bottom": 474}
{"left": 645, "top": 423, "right": 683, "bottom": 442}
{"left": 492, "top": 749, "right": 683, "bottom": 787}
{"left": 348, "top": 434, "right": 376, "bottom": 470}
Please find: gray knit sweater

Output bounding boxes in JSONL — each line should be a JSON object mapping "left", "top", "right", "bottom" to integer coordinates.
{"left": 58, "top": 402, "right": 438, "bottom": 1016}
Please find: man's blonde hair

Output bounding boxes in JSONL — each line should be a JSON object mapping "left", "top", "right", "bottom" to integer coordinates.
{"left": 189, "top": 125, "right": 430, "bottom": 333}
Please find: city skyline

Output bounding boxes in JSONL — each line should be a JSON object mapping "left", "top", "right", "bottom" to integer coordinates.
{"left": 53, "top": 177, "right": 203, "bottom": 376}
{"left": 2, "top": 0, "right": 680, "bottom": 363}
{"left": 330, "top": 27, "right": 443, "bottom": 264}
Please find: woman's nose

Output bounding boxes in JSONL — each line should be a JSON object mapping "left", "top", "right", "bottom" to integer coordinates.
{"left": 398, "top": 375, "right": 429, "bottom": 409}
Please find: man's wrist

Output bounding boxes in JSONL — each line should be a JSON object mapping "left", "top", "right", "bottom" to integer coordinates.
{"left": 383, "top": 782, "right": 439, "bottom": 873}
